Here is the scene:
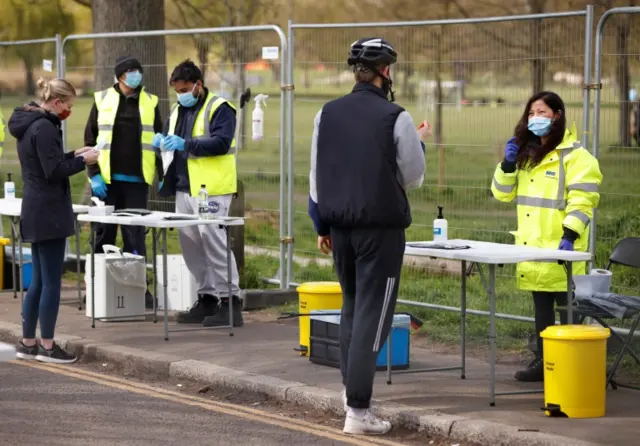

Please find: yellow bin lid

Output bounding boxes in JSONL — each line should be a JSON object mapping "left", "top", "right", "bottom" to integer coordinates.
{"left": 541, "top": 324, "right": 610, "bottom": 340}
{"left": 0, "top": 237, "right": 10, "bottom": 246}
{"left": 297, "top": 281, "right": 342, "bottom": 294}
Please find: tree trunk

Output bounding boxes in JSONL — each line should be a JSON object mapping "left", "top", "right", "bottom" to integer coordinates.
{"left": 531, "top": 19, "right": 545, "bottom": 94}
{"left": 616, "top": 19, "right": 631, "bottom": 147}
{"left": 91, "top": 0, "right": 168, "bottom": 117}
{"left": 197, "top": 39, "right": 210, "bottom": 81}
{"left": 23, "top": 57, "right": 36, "bottom": 96}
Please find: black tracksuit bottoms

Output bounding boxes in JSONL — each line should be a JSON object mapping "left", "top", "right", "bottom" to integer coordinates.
{"left": 330, "top": 226, "right": 405, "bottom": 410}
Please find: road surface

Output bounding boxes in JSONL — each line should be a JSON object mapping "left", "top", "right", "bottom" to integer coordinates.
{"left": 0, "top": 360, "right": 441, "bottom": 446}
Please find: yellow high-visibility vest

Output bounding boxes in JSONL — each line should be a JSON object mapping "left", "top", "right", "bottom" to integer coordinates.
{"left": 491, "top": 123, "right": 603, "bottom": 292}
{"left": 93, "top": 87, "right": 158, "bottom": 185}
{"left": 168, "top": 92, "right": 237, "bottom": 197}
{"left": 0, "top": 110, "right": 5, "bottom": 158}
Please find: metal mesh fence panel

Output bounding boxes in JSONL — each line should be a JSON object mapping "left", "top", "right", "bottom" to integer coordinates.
{"left": 287, "top": 12, "right": 589, "bottom": 349}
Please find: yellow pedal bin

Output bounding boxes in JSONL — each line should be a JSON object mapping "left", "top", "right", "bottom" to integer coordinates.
{"left": 540, "top": 325, "right": 611, "bottom": 418}
{"left": 296, "top": 281, "right": 342, "bottom": 356}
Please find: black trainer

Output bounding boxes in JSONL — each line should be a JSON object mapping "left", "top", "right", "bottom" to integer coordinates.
{"left": 15, "top": 341, "right": 38, "bottom": 360}
{"left": 202, "top": 296, "right": 244, "bottom": 327}
{"left": 145, "top": 290, "right": 157, "bottom": 309}
{"left": 176, "top": 295, "right": 219, "bottom": 324}
{"left": 514, "top": 357, "right": 544, "bottom": 382}
{"left": 35, "top": 342, "right": 77, "bottom": 364}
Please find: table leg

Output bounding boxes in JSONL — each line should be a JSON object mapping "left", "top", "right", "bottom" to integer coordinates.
{"left": 10, "top": 219, "right": 16, "bottom": 300}
{"left": 75, "top": 217, "right": 82, "bottom": 310}
{"left": 18, "top": 226, "right": 23, "bottom": 307}
{"left": 227, "top": 226, "right": 234, "bottom": 337}
{"left": 461, "top": 260, "right": 467, "bottom": 379}
{"left": 152, "top": 228, "right": 157, "bottom": 324}
{"left": 489, "top": 263, "right": 496, "bottom": 407}
{"left": 90, "top": 226, "right": 96, "bottom": 329}
{"left": 566, "top": 261, "right": 573, "bottom": 325}
{"left": 386, "top": 330, "right": 393, "bottom": 385}
{"left": 163, "top": 229, "right": 169, "bottom": 341}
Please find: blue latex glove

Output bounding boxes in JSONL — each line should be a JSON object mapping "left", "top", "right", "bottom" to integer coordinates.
{"left": 152, "top": 133, "right": 164, "bottom": 148}
{"left": 504, "top": 137, "right": 518, "bottom": 163}
{"left": 163, "top": 135, "right": 185, "bottom": 151}
{"left": 558, "top": 239, "right": 574, "bottom": 251}
{"left": 158, "top": 180, "right": 164, "bottom": 192}
{"left": 90, "top": 174, "right": 108, "bottom": 199}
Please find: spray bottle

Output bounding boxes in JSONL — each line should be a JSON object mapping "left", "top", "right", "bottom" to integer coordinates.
{"left": 4, "top": 173, "right": 15, "bottom": 200}
{"left": 252, "top": 94, "right": 269, "bottom": 141}
{"left": 433, "top": 205, "right": 448, "bottom": 241}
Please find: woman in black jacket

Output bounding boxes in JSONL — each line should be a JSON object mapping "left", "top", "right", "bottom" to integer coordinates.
{"left": 8, "top": 77, "right": 99, "bottom": 364}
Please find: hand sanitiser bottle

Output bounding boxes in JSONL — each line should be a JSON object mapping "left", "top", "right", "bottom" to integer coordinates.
{"left": 198, "top": 185, "right": 209, "bottom": 220}
{"left": 4, "top": 173, "right": 15, "bottom": 200}
{"left": 433, "top": 205, "right": 448, "bottom": 241}
{"left": 252, "top": 94, "right": 269, "bottom": 141}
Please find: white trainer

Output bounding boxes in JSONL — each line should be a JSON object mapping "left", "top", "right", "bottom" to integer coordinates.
{"left": 343, "top": 409, "right": 392, "bottom": 435}
{"left": 340, "top": 389, "right": 348, "bottom": 411}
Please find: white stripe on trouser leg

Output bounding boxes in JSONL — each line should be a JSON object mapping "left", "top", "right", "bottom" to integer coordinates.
{"left": 373, "top": 277, "right": 395, "bottom": 352}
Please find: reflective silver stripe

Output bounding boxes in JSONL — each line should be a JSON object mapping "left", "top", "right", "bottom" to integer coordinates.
{"left": 100, "top": 89, "right": 109, "bottom": 101}
{"left": 0, "top": 142, "right": 4, "bottom": 148}
{"left": 98, "top": 124, "right": 113, "bottom": 131}
{"left": 567, "top": 210, "right": 590, "bottom": 225}
{"left": 492, "top": 177, "right": 516, "bottom": 194}
{"left": 98, "top": 144, "right": 111, "bottom": 150}
{"left": 142, "top": 125, "right": 154, "bottom": 133}
{"left": 556, "top": 149, "right": 567, "bottom": 210}
{"left": 99, "top": 143, "right": 155, "bottom": 152}
{"left": 203, "top": 95, "right": 220, "bottom": 137}
{"left": 567, "top": 183, "right": 598, "bottom": 192}
{"left": 516, "top": 196, "right": 566, "bottom": 209}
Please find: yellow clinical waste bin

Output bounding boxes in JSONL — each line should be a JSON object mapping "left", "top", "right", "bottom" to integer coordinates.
{"left": 0, "top": 237, "right": 10, "bottom": 290}
{"left": 297, "top": 281, "right": 343, "bottom": 356}
{"left": 540, "top": 325, "right": 611, "bottom": 418}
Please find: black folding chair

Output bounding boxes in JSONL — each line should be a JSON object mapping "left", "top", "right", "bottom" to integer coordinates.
{"left": 559, "top": 237, "right": 640, "bottom": 390}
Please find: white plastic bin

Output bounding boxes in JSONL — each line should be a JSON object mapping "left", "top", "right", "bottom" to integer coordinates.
{"left": 155, "top": 255, "right": 198, "bottom": 311}
{"left": 84, "top": 245, "right": 147, "bottom": 321}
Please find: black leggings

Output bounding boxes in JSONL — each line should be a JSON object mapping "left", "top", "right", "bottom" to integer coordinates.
{"left": 533, "top": 291, "right": 569, "bottom": 357}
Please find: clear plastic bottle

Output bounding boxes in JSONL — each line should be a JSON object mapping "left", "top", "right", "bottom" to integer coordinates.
{"left": 198, "top": 185, "right": 209, "bottom": 220}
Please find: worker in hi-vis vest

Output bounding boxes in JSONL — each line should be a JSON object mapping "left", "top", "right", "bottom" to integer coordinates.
{"left": 156, "top": 59, "right": 242, "bottom": 328}
{"left": 84, "top": 56, "right": 164, "bottom": 309}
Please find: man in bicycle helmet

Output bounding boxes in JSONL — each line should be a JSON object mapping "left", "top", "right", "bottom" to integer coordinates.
{"left": 307, "top": 37, "right": 431, "bottom": 435}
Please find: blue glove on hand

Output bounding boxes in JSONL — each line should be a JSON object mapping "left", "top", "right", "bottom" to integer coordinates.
{"left": 504, "top": 137, "right": 518, "bottom": 163}
{"left": 152, "top": 133, "right": 164, "bottom": 148}
{"left": 558, "top": 239, "right": 574, "bottom": 251}
{"left": 163, "top": 135, "right": 185, "bottom": 152}
{"left": 90, "top": 174, "right": 108, "bottom": 199}
{"left": 158, "top": 180, "right": 164, "bottom": 192}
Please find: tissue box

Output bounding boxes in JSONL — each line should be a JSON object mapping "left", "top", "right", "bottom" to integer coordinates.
{"left": 88, "top": 205, "right": 114, "bottom": 216}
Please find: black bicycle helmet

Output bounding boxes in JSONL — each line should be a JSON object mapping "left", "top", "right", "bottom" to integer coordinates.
{"left": 347, "top": 37, "right": 397, "bottom": 67}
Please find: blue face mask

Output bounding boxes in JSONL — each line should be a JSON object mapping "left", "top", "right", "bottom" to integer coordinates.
{"left": 177, "top": 84, "right": 199, "bottom": 108}
{"left": 124, "top": 71, "right": 142, "bottom": 89}
{"left": 528, "top": 116, "right": 553, "bottom": 137}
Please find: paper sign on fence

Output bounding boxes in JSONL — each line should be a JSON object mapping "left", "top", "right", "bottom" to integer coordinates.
{"left": 262, "top": 46, "right": 279, "bottom": 60}
{"left": 42, "top": 60, "right": 53, "bottom": 72}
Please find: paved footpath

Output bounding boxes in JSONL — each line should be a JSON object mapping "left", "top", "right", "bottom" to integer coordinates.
{"left": 0, "top": 289, "right": 638, "bottom": 446}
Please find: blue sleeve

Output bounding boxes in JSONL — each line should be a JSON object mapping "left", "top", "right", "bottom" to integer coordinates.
{"left": 420, "top": 141, "right": 425, "bottom": 153}
{"left": 308, "top": 196, "right": 330, "bottom": 236}
{"left": 185, "top": 102, "right": 236, "bottom": 157}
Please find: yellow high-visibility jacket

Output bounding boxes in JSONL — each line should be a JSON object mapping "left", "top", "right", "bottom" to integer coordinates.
{"left": 491, "top": 124, "right": 603, "bottom": 292}
{"left": 0, "top": 110, "right": 5, "bottom": 158}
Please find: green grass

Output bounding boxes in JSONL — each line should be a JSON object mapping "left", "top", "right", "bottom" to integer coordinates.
{"left": 2, "top": 72, "right": 639, "bottom": 354}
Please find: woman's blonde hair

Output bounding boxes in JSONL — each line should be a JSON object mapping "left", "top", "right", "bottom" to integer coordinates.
{"left": 36, "top": 77, "right": 76, "bottom": 104}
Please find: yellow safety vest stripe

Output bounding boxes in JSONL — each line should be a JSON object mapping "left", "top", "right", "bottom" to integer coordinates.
{"left": 168, "top": 92, "right": 237, "bottom": 197}
{"left": 0, "top": 111, "right": 5, "bottom": 157}
{"left": 93, "top": 87, "right": 158, "bottom": 185}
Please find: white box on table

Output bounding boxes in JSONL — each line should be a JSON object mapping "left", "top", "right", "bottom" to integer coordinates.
{"left": 84, "top": 250, "right": 146, "bottom": 321}
{"left": 155, "top": 254, "right": 198, "bottom": 311}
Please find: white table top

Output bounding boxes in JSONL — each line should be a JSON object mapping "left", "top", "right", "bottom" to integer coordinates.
{"left": 405, "top": 239, "right": 592, "bottom": 264}
{"left": 0, "top": 342, "right": 15, "bottom": 362}
{"left": 0, "top": 198, "right": 89, "bottom": 217}
{"left": 77, "top": 211, "right": 244, "bottom": 228}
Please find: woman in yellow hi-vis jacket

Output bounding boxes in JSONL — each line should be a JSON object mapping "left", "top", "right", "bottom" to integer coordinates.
{"left": 491, "top": 91, "right": 603, "bottom": 382}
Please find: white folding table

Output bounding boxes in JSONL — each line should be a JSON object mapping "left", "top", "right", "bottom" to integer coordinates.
{"left": 0, "top": 198, "right": 89, "bottom": 309}
{"left": 77, "top": 211, "right": 244, "bottom": 340}
{"left": 386, "top": 239, "right": 592, "bottom": 406}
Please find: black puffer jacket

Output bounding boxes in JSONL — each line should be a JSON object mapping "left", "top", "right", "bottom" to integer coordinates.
{"left": 8, "top": 103, "right": 86, "bottom": 243}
